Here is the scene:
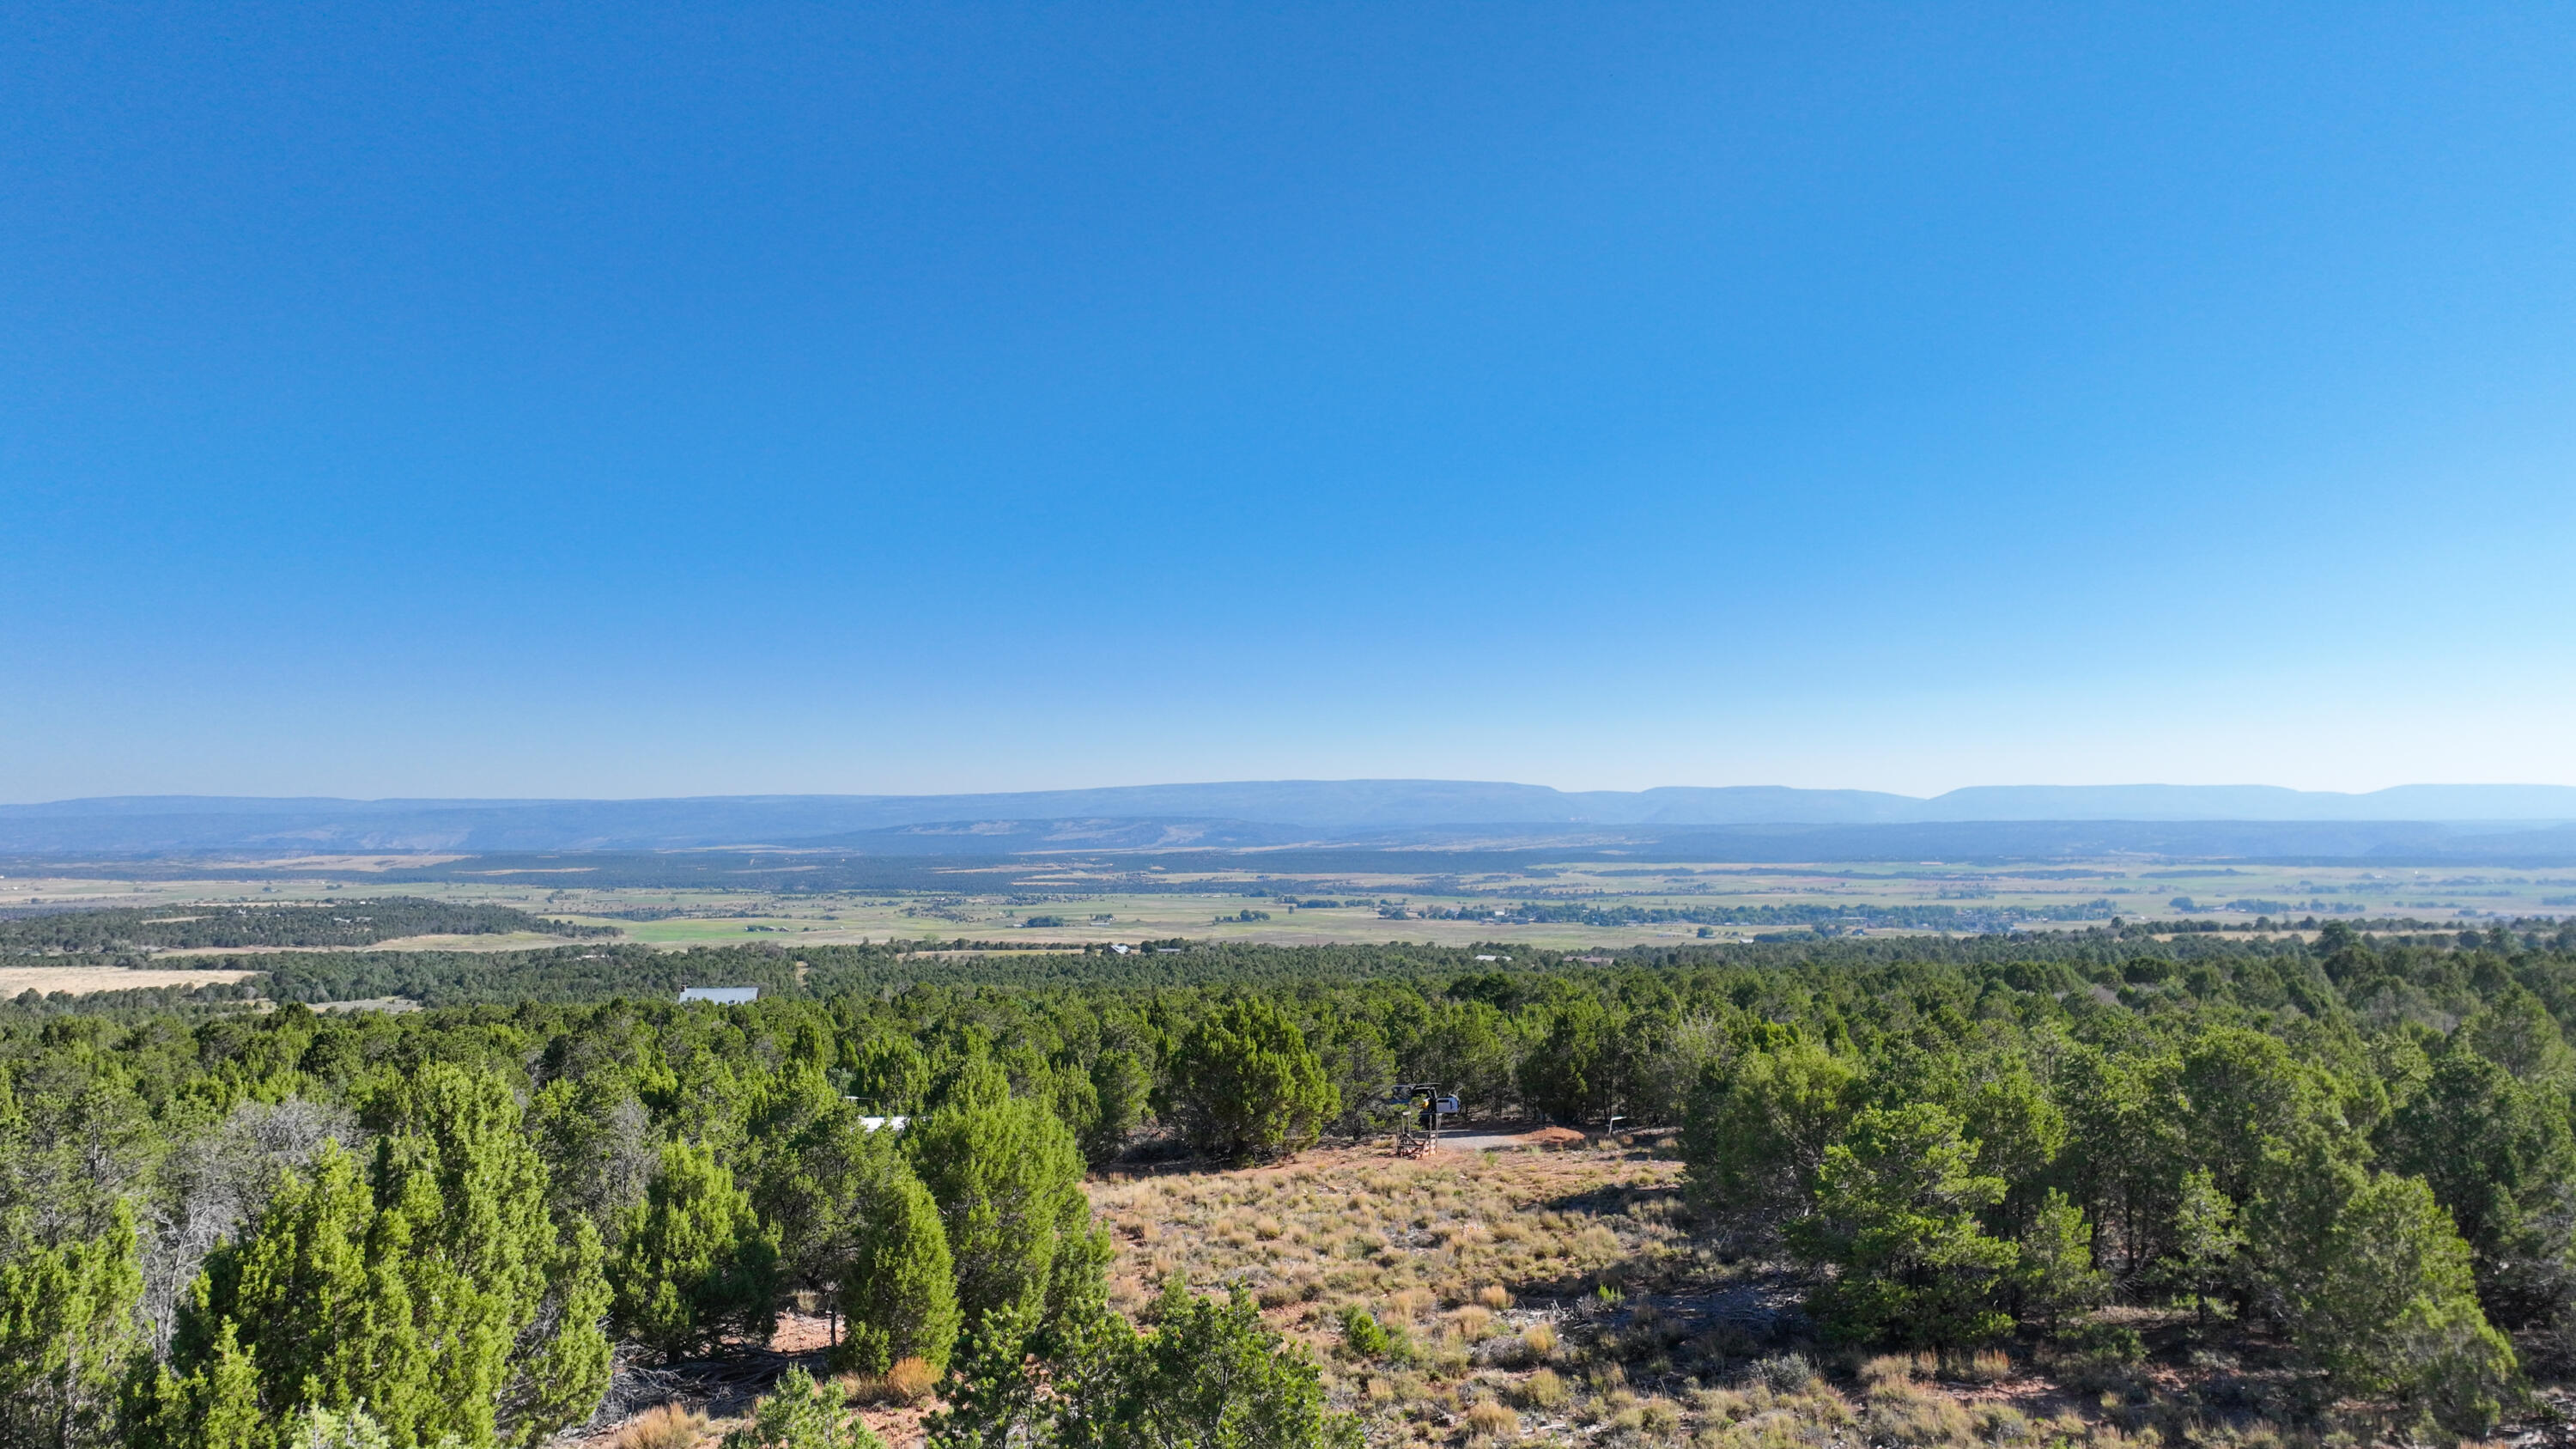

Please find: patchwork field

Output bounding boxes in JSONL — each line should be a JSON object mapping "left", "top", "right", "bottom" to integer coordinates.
{"left": 6, "top": 855, "right": 2569, "bottom": 961}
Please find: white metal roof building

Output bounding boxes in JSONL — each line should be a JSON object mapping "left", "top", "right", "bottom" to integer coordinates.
{"left": 677, "top": 986, "right": 760, "bottom": 1005}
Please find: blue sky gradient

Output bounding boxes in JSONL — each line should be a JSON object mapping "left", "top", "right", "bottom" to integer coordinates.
{"left": 5, "top": 3, "right": 2573, "bottom": 801}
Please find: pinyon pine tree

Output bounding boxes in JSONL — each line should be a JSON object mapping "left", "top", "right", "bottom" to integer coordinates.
{"left": 1788, "top": 1102, "right": 2020, "bottom": 1347}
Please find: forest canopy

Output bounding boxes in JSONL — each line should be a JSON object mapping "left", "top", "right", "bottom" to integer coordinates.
{"left": 5, "top": 916, "right": 2576, "bottom": 1446}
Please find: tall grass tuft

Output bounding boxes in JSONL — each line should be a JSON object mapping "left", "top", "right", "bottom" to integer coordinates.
{"left": 613, "top": 1404, "right": 708, "bottom": 1449}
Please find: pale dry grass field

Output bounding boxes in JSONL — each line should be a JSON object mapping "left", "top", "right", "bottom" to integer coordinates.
{"left": 1095, "top": 1141, "right": 1716, "bottom": 1448}
{"left": 1085, "top": 1143, "right": 2284, "bottom": 1449}
{"left": 0, "top": 964, "right": 258, "bottom": 995}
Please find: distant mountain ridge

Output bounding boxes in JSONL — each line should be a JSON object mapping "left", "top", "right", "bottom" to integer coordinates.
{"left": 4, "top": 780, "right": 2575, "bottom": 855}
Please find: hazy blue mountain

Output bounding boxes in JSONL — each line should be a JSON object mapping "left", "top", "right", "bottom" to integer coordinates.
{"left": 1916, "top": 783, "right": 2576, "bottom": 821}
{"left": 5, "top": 779, "right": 2575, "bottom": 854}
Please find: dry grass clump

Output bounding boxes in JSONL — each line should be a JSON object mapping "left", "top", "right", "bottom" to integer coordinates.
{"left": 1446, "top": 1305, "right": 1493, "bottom": 1341}
{"left": 1515, "top": 1368, "right": 1570, "bottom": 1409}
{"left": 1464, "top": 1398, "right": 1521, "bottom": 1438}
{"left": 1859, "top": 1373, "right": 1978, "bottom": 1449}
{"left": 1689, "top": 1386, "right": 1748, "bottom": 1422}
{"left": 1859, "top": 1354, "right": 1917, "bottom": 1387}
{"left": 612, "top": 1403, "right": 708, "bottom": 1449}
{"left": 1692, "top": 1378, "right": 1856, "bottom": 1449}
{"left": 1517, "top": 1322, "right": 1556, "bottom": 1360}
{"left": 843, "top": 1355, "right": 939, "bottom": 1406}
{"left": 1476, "top": 1283, "right": 1512, "bottom": 1310}
{"left": 1959, "top": 1349, "right": 2013, "bottom": 1383}
{"left": 1974, "top": 1402, "right": 2037, "bottom": 1444}
{"left": 1257, "top": 1271, "right": 1322, "bottom": 1308}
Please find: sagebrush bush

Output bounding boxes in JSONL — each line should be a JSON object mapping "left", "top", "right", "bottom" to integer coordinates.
{"left": 1747, "top": 1354, "right": 1815, "bottom": 1393}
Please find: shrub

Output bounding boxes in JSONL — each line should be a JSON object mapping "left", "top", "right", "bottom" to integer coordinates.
{"left": 721, "top": 1367, "right": 885, "bottom": 1449}
{"left": 1747, "top": 1355, "right": 1817, "bottom": 1393}
{"left": 1340, "top": 1306, "right": 1412, "bottom": 1361}
{"left": 1519, "top": 1322, "right": 1557, "bottom": 1360}
{"left": 2044, "top": 1320, "right": 2145, "bottom": 1395}
{"left": 281, "top": 1403, "right": 392, "bottom": 1449}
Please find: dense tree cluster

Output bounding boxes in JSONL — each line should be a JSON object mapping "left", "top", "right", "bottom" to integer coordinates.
{"left": 0, "top": 898, "right": 608, "bottom": 956}
{"left": 1676, "top": 921, "right": 2576, "bottom": 1436}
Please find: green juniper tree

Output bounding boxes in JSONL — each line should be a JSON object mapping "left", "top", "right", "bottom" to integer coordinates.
{"left": 833, "top": 1156, "right": 960, "bottom": 1375}
{"left": 1680, "top": 1037, "right": 1866, "bottom": 1247}
{"left": 2015, "top": 1189, "right": 2104, "bottom": 1333}
{"left": 0, "top": 1203, "right": 145, "bottom": 1449}
{"left": 156, "top": 1065, "right": 615, "bottom": 1449}
{"left": 2251, "top": 1160, "right": 2517, "bottom": 1438}
{"left": 611, "top": 1138, "right": 780, "bottom": 1362}
{"left": 905, "top": 1060, "right": 1107, "bottom": 1347}
{"left": 927, "top": 1283, "right": 1359, "bottom": 1449}
{"left": 1158, "top": 998, "right": 1336, "bottom": 1162}
{"left": 1787, "top": 1102, "right": 2020, "bottom": 1347}
{"left": 2378, "top": 1041, "right": 2576, "bottom": 1328}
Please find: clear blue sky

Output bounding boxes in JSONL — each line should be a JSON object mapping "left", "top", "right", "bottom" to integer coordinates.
{"left": 6, "top": 3, "right": 2573, "bottom": 802}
